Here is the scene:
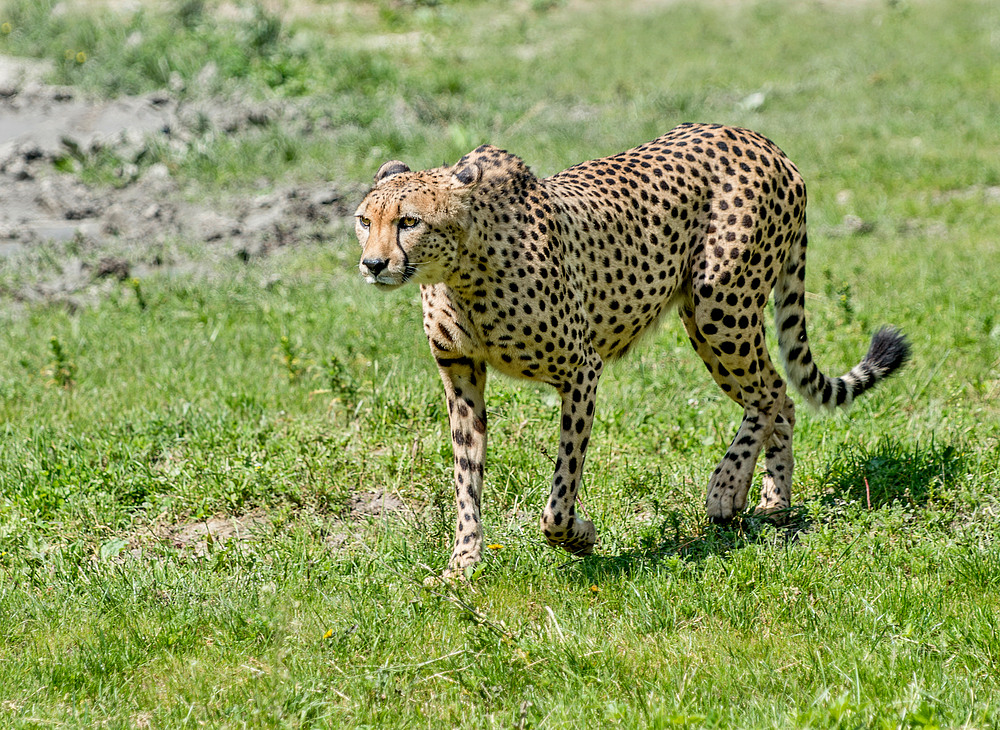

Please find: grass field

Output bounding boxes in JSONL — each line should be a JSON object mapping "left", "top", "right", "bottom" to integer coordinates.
{"left": 1, "top": 0, "right": 999, "bottom": 727}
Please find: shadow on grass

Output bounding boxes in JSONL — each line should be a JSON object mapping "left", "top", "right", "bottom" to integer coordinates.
{"left": 562, "top": 511, "right": 808, "bottom": 584}
{"left": 563, "top": 438, "right": 963, "bottom": 584}
{"left": 818, "top": 436, "right": 963, "bottom": 509}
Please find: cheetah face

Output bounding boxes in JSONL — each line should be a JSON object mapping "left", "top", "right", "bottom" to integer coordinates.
{"left": 355, "top": 160, "right": 482, "bottom": 290}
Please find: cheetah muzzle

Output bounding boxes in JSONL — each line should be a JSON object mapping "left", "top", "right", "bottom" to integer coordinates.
{"left": 354, "top": 123, "right": 910, "bottom": 578}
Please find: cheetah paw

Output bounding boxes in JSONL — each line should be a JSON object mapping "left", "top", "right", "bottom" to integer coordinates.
{"left": 752, "top": 502, "right": 791, "bottom": 525}
{"left": 547, "top": 517, "right": 596, "bottom": 555}
{"left": 425, "top": 567, "right": 470, "bottom": 588}
{"left": 705, "top": 483, "right": 750, "bottom": 523}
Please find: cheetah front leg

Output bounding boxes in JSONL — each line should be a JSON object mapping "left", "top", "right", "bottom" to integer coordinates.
{"left": 540, "top": 356, "right": 603, "bottom": 555}
{"left": 436, "top": 356, "right": 488, "bottom": 579}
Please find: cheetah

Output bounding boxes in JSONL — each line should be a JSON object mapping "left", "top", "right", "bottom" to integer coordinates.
{"left": 354, "top": 123, "right": 909, "bottom": 577}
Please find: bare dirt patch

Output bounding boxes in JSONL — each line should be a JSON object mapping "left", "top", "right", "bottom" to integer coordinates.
{"left": 144, "top": 492, "right": 410, "bottom": 557}
{"left": 0, "top": 54, "right": 357, "bottom": 303}
{"left": 152, "top": 509, "right": 272, "bottom": 557}
{"left": 348, "top": 489, "right": 408, "bottom": 518}
{"left": 141, "top": 489, "right": 410, "bottom": 558}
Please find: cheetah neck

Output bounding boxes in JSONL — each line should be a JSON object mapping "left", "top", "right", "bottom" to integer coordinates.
{"left": 447, "top": 171, "right": 558, "bottom": 292}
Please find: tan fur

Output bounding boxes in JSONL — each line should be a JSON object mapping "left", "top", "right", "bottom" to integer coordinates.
{"left": 355, "top": 123, "right": 909, "bottom": 576}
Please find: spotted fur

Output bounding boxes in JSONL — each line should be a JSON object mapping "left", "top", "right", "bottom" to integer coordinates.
{"left": 354, "top": 123, "right": 910, "bottom": 576}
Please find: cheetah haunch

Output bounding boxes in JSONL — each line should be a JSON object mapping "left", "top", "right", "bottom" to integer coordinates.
{"left": 354, "top": 123, "right": 909, "bottom": 577}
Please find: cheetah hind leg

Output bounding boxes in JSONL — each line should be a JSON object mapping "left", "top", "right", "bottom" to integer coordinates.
{"left": 699, "top": 339, "right": 786, "bottom": 523}
{"left": 754, "top": 397, "right": 795, "bottom": 524}
{"left": 679, "top": 304, "right": 781, "bottom": 523}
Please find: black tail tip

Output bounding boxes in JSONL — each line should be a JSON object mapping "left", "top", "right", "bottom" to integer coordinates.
{"left": 865, "top": 326, "right": 911, "bottom": 377}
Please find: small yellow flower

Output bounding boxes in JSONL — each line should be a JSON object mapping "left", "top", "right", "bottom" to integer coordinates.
{"left": 322, "top": 629, "right": 334, "bottom": 639}
{"left": 75, "top": 51, "right": 87, "bottom": 64}
{"left": 1, "top": 22, "right": 12, "bottom": 34}
{"left": 589, "top": 585, "right": 600, "bottom": 593}
{"left": 64, "top": 49, "right": 74, "bottom": 60}
{"left": 486, "top": 544, "right": 504, "bottom": 551}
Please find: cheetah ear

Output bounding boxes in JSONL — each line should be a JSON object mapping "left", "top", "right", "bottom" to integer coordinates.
{"left": 449, "top": 163, "right": 482, "bottom": 190}
{"left": 374, "top": 160, "right": 410, "bottom": 184}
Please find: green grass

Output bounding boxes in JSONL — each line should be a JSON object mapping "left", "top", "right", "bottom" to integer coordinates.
{"left": 2, "top": 0, "right": 1000, "bottom": 727}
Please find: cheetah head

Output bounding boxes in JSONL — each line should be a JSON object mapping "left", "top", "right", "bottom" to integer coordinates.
{"left": 354, "top": 159, "right": 482, "bottom": 289}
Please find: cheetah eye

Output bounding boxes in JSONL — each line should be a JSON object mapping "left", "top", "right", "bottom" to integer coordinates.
{"left": 399, "top": 216, "right": 420, "bottom": 230}
{"left": 357, "top": 215, "right": 371, "bottom": 228}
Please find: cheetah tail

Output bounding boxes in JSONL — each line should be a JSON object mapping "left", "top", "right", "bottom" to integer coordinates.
{"left": 775, "top": 230, "right": 911, "bottom": 410}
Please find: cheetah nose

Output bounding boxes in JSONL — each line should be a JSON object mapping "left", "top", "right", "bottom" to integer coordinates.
{"left": 362, "top": 258, "right": 389, "bottom": 277}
